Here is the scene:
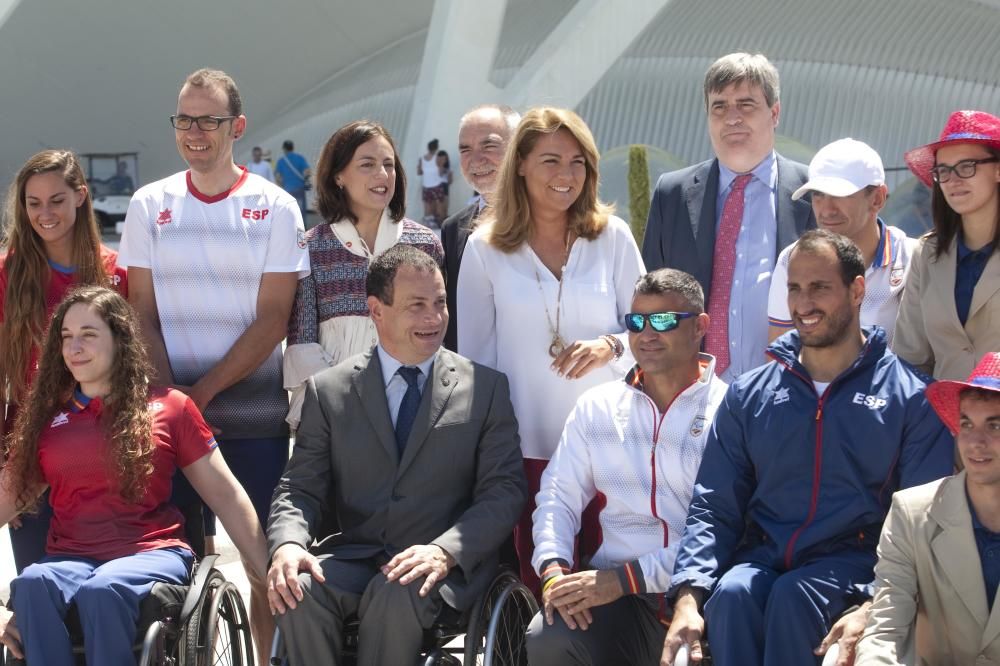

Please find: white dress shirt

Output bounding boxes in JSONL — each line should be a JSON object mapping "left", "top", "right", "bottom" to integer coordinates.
{"left": 377, "top": 345, "right": 435, "bottom": 427}
{"left": 457, "top": 215, "right": 645, "bottom": 460}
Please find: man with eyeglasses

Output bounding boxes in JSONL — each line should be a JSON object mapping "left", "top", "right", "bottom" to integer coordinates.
{"left": 661, "top": 230, "right": 953, "bottom": 666}
{"left": 525, "top": 268, "right": 728, "bottom": 666}
{"left": 118, "top": 67, "right": 309, "bottom": 664}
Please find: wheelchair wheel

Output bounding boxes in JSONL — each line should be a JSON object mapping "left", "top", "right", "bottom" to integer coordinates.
{"left": 463, "top": 570, "right": 537, "bottom": 666}
{"left": 183, "top": 573, "right": 254, "bottom": 666}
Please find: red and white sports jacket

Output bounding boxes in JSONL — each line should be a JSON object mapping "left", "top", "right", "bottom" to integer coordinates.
{"left": 532, "top": 355, "right": 727, "bottom": 601}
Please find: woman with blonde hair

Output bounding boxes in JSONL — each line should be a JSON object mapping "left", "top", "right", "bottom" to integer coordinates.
{"left": 0, "top": 149, "right": 127, "bottom": 573}
{"left": 458, "top": 107, "right": 644, "bottom": 594}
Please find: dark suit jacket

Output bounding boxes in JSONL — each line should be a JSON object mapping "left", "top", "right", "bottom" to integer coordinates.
{"left": 640, "top": 154, "right": 815, "bottom": 298}
{"left": 441, "top": 202, "right": 479, "bottom": 352}
{"left": 267, "top": 347, "right": 526, "bottom": 610}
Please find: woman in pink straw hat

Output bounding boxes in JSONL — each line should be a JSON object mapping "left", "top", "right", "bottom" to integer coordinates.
{"left": 894, "top": 110, "right": 1000, "bottom": 380}
{"left": 855, "top": 352, "right": 1000, "bottom": 664}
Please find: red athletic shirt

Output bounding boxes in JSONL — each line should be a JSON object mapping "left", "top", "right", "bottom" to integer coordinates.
{"left": 38, "top": 386, "right": 217, "bottom": 560}
{"left": 0, "top": 246, "right": 128, "bottom": 399}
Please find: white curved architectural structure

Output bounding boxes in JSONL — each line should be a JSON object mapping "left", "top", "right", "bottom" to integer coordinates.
{"left": 2, "top": 0, "right": 999, "bottom": 234}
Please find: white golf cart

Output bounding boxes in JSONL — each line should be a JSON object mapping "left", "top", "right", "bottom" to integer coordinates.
{"left": 82, "top": 152, "right": 138, "bottom": 234}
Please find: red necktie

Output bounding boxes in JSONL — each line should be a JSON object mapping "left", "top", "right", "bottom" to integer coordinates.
{"left": 705, "top": 173, "right": 752, "bottom": 376}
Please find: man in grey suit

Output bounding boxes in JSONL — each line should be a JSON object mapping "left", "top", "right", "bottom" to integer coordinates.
{"left": 641, "top": 52, "right": 815, "bottom": 382}
{"left": 265, "top": 244, "right": 526, "bottom": 665}
{"left": 440, "top": 104, "right": 520, "bottom": 351}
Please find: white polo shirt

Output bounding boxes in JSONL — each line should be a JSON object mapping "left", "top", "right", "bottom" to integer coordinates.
{"left": 119, "top": 168, "right": 309, "bottom": 438}
{"left": 767, "top": 219, "right": 917, "bottom": 346}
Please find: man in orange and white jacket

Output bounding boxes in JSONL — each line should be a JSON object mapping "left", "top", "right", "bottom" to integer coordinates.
{"left": 526, "top": 268, "right": 728, "bottom": 666}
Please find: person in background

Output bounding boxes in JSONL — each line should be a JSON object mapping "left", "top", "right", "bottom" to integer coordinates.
{"left": 275, "top": 139, "right": 312, "bottom": 221}
{"left": 283, "top": 120, "right": 443, "bottom": 429}
{"left": 458, "top": 106, "right": 645, "bottom": 596}
{"left": 106, "top": 162, "right": 135, "bottom": 195}
{"left": 894, "top": 110, "right": 1000, "bottom": 380}
{"left": 440, "top": 104, "right": 520, "bottom": 352}
{"left": 0, "top": 149, "right": 127, "bottom": 575}
{"left": 417, "top": 138, "right": 445, "bottom": 227}
{"left": 436, "top": 149, "right": 453, "bottom": 213}
{"left": 768, "top": 138, "right": 916, "bottom": 347}
{"left": 247, "top": 145, "right": 275, "bottom": 183}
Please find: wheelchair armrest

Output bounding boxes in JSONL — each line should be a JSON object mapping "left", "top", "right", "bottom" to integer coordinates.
{"left": 178, "top": 554, "right": 219, "bottom": 623}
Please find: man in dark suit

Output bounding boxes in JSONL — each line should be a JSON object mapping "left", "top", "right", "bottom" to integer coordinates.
{"left": 641, "top": 53, "right": 815, "bottom": 382}
{"left": 265, "top": 245, "right": 526, "bottom": 665}
{"left": 441, "top": 104, "right": 520, "bottom": 351}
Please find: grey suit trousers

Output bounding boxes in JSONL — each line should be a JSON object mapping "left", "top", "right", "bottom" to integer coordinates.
{"left": 276, "top": 555, "right": 443, "bottom": 665}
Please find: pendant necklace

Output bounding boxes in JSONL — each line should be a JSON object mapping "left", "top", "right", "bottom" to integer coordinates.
{"left": 534, "top": 228, "right": 573, "bottom": 358}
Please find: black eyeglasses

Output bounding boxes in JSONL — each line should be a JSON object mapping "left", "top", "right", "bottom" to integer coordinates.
{"left": 624, "top": 311, "right": 696, "bottom": 333}
{"left": 170, "top": 114, "right": 237, "bottom": 131}
{"left": 930, "top": 157, "right": 999, "bottom": 184}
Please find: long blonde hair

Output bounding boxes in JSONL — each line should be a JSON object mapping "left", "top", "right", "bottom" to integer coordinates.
{"left": 2, "top": 287, "right": 154, "bottom": 510}
{"left": 1, "top": 150, "right": 107, "bottom": 403}
{"left": 485, "top": 107, "right": 613, "bottom": 252}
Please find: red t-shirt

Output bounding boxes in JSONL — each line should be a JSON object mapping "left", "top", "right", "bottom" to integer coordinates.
{"left": 38, "top": 386, "right": 217, "bottom": 560}
{"left": 0, "top": 246, "right": 128, "bottom": 398}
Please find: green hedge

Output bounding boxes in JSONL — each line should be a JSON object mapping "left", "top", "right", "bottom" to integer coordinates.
{"left": 628, "top": 145, "right": 651, "bottom": 244}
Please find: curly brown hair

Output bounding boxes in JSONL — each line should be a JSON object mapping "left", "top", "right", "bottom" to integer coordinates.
{"left": 2, "top": 286, "right": 154, "bottom": 511}
{"left": 1, "top": 150, "right": 108, "bottom": 404}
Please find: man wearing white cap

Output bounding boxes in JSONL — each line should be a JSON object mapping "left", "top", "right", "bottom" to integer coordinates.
{"left": 767, "top": 138, "right": 917, "bottom": 346}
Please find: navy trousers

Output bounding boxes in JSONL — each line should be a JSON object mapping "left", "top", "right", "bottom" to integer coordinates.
{"left": 702, "top": 551, "right": 873, "bottom": 666}
{"left": 10, "top": 547, "right": 192, "bottom": 666}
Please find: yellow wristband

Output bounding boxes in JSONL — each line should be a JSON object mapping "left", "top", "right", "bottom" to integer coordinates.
{"left": 541, "top": 575, "right": 562, "bottom": 595}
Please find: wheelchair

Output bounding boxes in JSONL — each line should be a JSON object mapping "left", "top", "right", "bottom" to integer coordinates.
{"left": 3, "top": 502, "right": 254, "bottom": 665}
{"left": 268, "top": 567, "right": 538, "bottom": 666}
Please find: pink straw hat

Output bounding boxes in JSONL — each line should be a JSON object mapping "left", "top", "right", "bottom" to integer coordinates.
{"left": 926, "top": 352, "right": 1000, "bottom": 435}
{"left": 904, "top": 110, "right": 1000, "bottom": 188}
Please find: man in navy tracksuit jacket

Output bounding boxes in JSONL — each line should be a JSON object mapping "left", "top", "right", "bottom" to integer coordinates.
{"left": 662, "top": 230, "right": 954, "bottom": 666}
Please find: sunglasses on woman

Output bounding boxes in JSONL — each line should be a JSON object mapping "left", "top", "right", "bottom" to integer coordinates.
{"left": 624, "top": 311, "right": 696, "bottom": 333}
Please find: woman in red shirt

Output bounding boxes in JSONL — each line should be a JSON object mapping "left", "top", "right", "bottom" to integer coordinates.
{"left": 0, "top": 150, "right": 127, "bottom": 573}
{"left": 0, "top": 286, "right": 267, "bottom": 664}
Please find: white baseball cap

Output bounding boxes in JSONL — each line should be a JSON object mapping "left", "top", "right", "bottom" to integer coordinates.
{"left": 791, "top": 138, "right": 886, "bottom": 201}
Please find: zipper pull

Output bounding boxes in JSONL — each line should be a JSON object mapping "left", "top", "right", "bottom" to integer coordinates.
{"left": 815, "top": 404, "right": 822, "bottom": 421}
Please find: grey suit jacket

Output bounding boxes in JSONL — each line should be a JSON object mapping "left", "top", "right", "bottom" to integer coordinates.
{"left": 441, "top": 202, "right": 479, "bottom": 352}
{"left": 640, "top": 154, "right": 815, "bottom": 297}
{"left": 857, "top": 473, "right": 1000, "bottom": 665}
{"left": 267, "top": 347, "right": 526, "bottom": 610}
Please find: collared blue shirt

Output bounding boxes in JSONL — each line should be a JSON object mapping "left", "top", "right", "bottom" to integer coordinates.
{"left": 968, "top": 493, "right": 1000, "bottom": 609}
{"left": 716, "top": 152, "right": 778, "bottom": 382}
{"left": 377, "top": 345, "right": 436, "bottom": 428}
{"left": 955, "top": 234, "right": 994, "bottom": 326}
